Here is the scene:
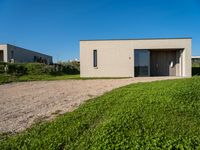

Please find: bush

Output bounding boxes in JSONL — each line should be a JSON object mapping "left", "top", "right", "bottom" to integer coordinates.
{"left": 58, "top": 61, "right": 80, "bottom": 75}
{"left": 43, "top": 65, "right": 56, "bottom": 74}
{"left": 0, "top": 62, "right": 6, "bottom": 73}
{"left": 7, "top": 63, "right": 27, "bottom": 76}
{"left": 0, "top": 74, "right": 18, "bottom": 84}
{"left": 24, "top": 63, "right": 47, "bottom": 75}
{"left": 0, "top": 62, "right": 80, "bottom": 76}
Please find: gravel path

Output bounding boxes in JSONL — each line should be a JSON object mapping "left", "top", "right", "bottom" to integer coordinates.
{"left": 0, "top": 77, "right": 179, "bottom": 133}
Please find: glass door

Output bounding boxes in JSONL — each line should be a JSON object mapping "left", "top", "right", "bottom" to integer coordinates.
{"left": 134, "top": 49, "right": 150, "bottom": 77}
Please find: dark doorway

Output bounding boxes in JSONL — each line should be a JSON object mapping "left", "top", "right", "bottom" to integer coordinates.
{"left": 0, "top": 51, "right": 3, "bottom": 62}
{"left": 150, "top": 50, "right": 177, "bottom": 76}
{"left": 134, "top": 50, "right": 150, "bottom": 77}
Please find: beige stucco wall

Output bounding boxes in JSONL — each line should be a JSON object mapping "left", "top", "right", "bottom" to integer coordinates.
{"left": 0, "top": 44, "right": 53, "bottom": 64}
{"left": 0, "top": 44, "right": 8, "bottom": 62}
{"left": 80, "top": 38, "right": 192, "bottom": 77}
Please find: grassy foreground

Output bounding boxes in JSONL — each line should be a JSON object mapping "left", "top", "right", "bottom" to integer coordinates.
{"left": 1, "top": 77, "right": 200, "bottom": 149}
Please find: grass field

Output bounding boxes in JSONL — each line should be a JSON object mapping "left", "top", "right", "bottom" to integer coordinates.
{"left": 0, "top": 74, "right": 130, "bottom": 84}
{"left": 1, "top": 77, "right": 200, "bottom": 149}
{"left": 0, "top": 74, "right": 80, "bottom": 84}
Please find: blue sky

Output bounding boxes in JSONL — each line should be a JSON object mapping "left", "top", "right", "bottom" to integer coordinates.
{"left": 0, "top": 0, "right": 200, "bottom": 62}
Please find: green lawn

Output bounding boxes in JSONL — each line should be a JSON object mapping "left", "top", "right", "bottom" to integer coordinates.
{"left": 0, "top": 74, "right": 80, "bottom": 84}
{"left": 1, "top": 77, "right": 200, "bottom": 149}
{"left": 0, "top": 74, "right": 130, "bottom": 84}
{"left": 19, "top": 74, "right": 81, "bottom": 81}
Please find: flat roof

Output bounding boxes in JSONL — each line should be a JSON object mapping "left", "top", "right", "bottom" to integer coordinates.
{"left": 192, "top": 56, "right": 200, "bottom": 58}
{"left": 0, "top": 43, "right": 52, "bottom": 58}
{"left": 80, "top": 37, "right": 192, "bottom": 41}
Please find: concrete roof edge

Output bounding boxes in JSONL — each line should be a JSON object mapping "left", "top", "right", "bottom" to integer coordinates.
{"left": 80, "top": 37, "right": 192, "bottom": 41}
{"left": 192, "top": 56, "right": 200, "bottom": 58}
{"left": 3, "top": 43, "right": 52, "bottom": 58}
{"left": 0, "top": 43, "right": 8, "bottom": 46}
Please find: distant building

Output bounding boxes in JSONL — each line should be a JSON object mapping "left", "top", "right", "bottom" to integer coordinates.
{"left": 0, "top": 44, "right": 53, "bottom": 64}
{"left": 192, "top": 56, "right": 200, "bottom": 67}
{"left": 192, "top": 56, "right": 200, "bottom": 62}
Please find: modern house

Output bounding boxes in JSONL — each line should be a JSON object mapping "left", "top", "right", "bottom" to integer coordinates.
{"left": 80, "top": 38, "right": 192, "bottom": 77}
{"left": 0, "top": 44, "right": 53, "bottom": 64}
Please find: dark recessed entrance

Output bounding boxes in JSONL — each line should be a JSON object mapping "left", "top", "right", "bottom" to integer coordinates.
{"left": 134, "top": 49, "right": 150, "bottom": 77}
{"left": 134, "top": 49, "right": 182, "bottom": 77}
{"left": 0, "top": 50, "right": 3, "bottom": 62}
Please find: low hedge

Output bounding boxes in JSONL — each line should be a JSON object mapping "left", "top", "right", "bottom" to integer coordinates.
{"left": 24, "top": 63, "right": 49, "bottom": 75}
{"left": 0, "top": 62, "right": 6, "bottom": 73}
{"left": 0, "top": 62, "right": 80, "bottom": 76}
{"left": 59, "top": 61, "right": 80, "bottom": 75}
{"left": 7, "top": 63, "right": 27, "bottom": 76}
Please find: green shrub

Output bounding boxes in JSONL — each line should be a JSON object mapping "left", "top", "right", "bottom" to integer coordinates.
{"left": 0, "top": 74, "right": 18, "bottom": 84}
{"left": 43, "top": 65, "right": 56, "bottom": 74}
{"left": 0, "top": 62, "right": 6, "bottom": 73}
{"left": 58, "top": 61, "right": 80, "bottom": 74}
{"left": 23, "top": 63, "right": 60, "bottom": 75}
{"left": 1, "top": 62, "right": 80, "bottom": 76}
{"left": 7, "top": 63, "right": 27, "bottom": 76}
{"left": 24, "top": 63, "right": 47, "bottom": 75}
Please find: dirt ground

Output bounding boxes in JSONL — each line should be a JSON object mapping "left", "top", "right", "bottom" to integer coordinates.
{"left": 0, "top": 77, "right": 179, "bottom": 133}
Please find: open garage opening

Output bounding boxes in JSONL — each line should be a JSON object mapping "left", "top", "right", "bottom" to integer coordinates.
{"left": 0, "top": 50, "right": 4, "bottom": 62}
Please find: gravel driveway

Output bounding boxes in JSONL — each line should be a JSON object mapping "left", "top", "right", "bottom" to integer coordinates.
{"left": 0, "top": 77, "right": 179, "bottom": 133}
